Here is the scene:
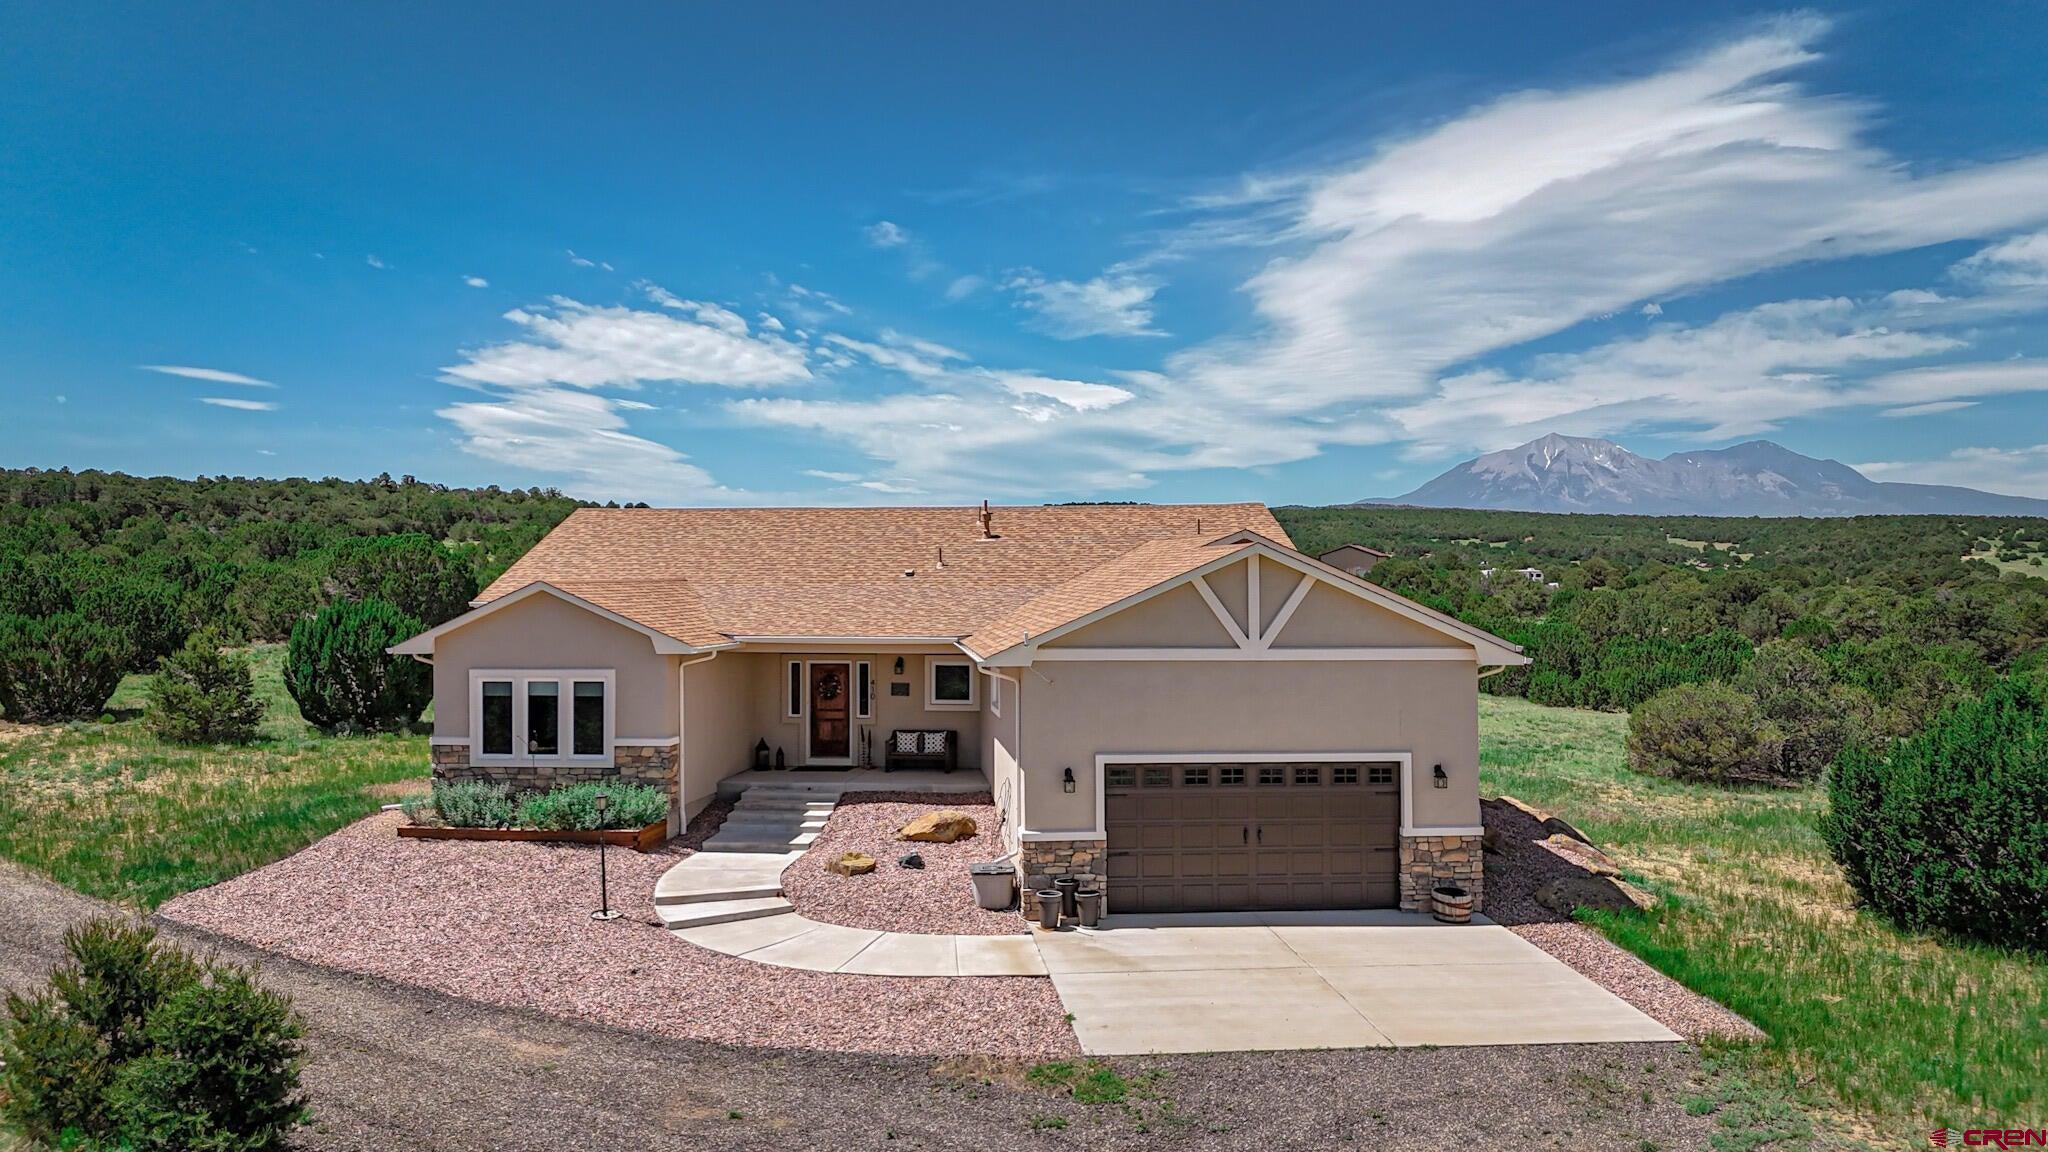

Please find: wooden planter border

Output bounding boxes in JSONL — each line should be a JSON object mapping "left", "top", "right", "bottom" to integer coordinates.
{"left": 398, "top": 819, "right": 668, "bottom": 853}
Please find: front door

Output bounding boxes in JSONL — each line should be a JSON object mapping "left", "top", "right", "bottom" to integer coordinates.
{"left": 807, "top": 661, "right": 852, "bottom": 764}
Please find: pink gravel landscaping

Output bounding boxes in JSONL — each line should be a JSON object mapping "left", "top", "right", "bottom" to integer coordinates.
{"left": 780, "top": 792, "right": 1023, "bottom": 937}
{"left": 158, "top": 811, "right": 1077, "bottom": 1059}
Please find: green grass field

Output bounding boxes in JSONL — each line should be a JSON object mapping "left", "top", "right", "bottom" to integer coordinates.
{"left": 0, "top": 645, "right": 427, "bottom": 909}
{"left": 1478, "top": 695, "right": 2045, "bottom": 1147}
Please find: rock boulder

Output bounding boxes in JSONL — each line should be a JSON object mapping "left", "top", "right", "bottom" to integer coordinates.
{"left": 898, "top": 810, "right": 978, "bottom": 843}
{"left": 826, "top": 851, "right": 877, "bottom": 876}
{"left": 1534, "top": 875, "right": 1654, "bottom": 917}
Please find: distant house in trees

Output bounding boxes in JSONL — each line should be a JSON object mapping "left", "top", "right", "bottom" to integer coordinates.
{"left": 1318, "top": 543, "right": 1392, "bottom": 576}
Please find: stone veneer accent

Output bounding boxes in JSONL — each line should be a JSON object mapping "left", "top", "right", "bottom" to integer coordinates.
{"left": 430, "top": 742, "right": 680, "bottom": 798}
{"left": 1017, "top": 838, "right": 1106, "bottom": 919}
{"left": 1399, "top": 833, "right": 1484, "bottom": 912}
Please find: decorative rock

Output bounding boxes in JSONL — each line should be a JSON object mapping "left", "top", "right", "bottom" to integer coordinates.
{"left": 826, "top": 851, "right": 877, "bottom": 877}
{"left": 1495, "top": 794, "right": 1552, "bottom": 824}
{"left": 1535, "top": 875, "right": 1654, "bottom": 916}
{"left": 1541, "top": 833, "right": 1620, "bottom": 876}
{"left": 898, "top": 810, "right": 978, "bottom": 843}
{"left": 1541, "top": 814, "right": 1595, "bottom": 848}
{"left": 896, "top": 851, "right": 924, "bottom": 869}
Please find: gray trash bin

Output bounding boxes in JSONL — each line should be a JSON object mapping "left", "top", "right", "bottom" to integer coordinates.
{"left": 968, "top": 860, "right": 1016, "bottom": 911}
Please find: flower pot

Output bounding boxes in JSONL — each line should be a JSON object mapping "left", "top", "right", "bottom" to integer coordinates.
{"left": 1053, "top": 876, "right": 1080, "bottom": 919}
{"left": 1076, "top": 889, "right": 1103, "bottom": 928}
{"left": 1036, "top": 890, "right": 1063, "bottom": 930}
{"left": 1431, "top": 884, "right": 1473, "bottom": 924}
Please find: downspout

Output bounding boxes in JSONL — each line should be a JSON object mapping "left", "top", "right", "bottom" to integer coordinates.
{"left": 673, "top": 650, "right": 721, "bottom": 836}
{"left": 1477, "top": 664, "right": 1508, "bottom": 683}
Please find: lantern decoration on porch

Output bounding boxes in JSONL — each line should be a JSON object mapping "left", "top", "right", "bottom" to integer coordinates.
{"left": 774, "top": 746, "right": 786, "bottom": 770}
{"left": 753, "top": 738, "right": 771, "bottom": 770}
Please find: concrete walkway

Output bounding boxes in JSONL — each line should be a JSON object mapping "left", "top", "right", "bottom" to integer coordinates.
{"left": 655, "top": 780, "right": 1043, "bottom": 977}
{"left": 1036, "top": 911, "right": 1681, "bottom": 1054}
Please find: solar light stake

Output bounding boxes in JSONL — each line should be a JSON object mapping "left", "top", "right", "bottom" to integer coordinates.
{"left": 591, "top": 791, "right": 621, "bottom": 921}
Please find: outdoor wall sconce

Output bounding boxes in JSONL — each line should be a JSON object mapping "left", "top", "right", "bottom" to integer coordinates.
{"left": 1432, "top": 764, "right": 1449, "bottom": 789}
{"left": 893, "top": 656, "right": 905, "bottom": 675}
{"left": 1062, "top": 767, "right": 1076, "bottom": 793}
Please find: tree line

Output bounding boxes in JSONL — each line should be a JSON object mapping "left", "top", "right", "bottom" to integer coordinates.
{"left": 0, "top": 467, "right": 584, "bottom": 723}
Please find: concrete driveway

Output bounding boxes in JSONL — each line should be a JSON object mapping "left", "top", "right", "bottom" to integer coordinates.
{"left": 1034, "top": 910, "right": 1680, "bottom": 1055}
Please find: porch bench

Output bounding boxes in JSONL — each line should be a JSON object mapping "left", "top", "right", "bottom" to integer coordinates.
{"left": 885, "top": 728, "right": 959, "bottom": 773}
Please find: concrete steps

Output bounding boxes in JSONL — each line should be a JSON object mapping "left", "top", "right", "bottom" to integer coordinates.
{"left": 655, "top": 896, "right": 793, "bottom": 929}
{"left": 694, "top": 789, "right": 837, "bottom": 855}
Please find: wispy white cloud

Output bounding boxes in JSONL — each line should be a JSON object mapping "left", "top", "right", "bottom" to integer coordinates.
{"left": 464, "top": 275, "right": 490, "bottom": 288}
{"left": 567, "top": 249, "right": 614, "bottom": 272}
{"left": 199, "top": 397, "right": 277, "bottom": 411}
{"left": 1878, "top": 400, "right": 1976, "bottom": 418}
{"left": 1857, "top": 443, "right": 2048, "bottom": 498}
{"left": 945, "top": 275, "right": 987, "bottom": 301}
{"left": 802, "top": 469, "right": 861, "bottom": 483}
{"left": 433, "top": 297, "right": 814, "bottom": 500}
{"left": 365, "top": 255, "right": 386, "bottom": 269}
{"left": 1004, "top": 270, "right": 1163, "bottom": 338}
{"left": 141, "top": 365, "right": 276, "bottom": 388}
{"left": 864, "top": 221, "right": 909, "bottom": 248}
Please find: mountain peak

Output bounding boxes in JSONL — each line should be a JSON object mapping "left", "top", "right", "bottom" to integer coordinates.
{"left": 1366, "top": 434, "right": 2048, "bottom": 517}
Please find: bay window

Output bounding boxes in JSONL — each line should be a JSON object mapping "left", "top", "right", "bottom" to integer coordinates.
{"left": 471, "top": 670, "right": 614, "bottom": 762}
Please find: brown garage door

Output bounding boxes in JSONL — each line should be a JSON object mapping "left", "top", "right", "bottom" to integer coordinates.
{"left": 1104, "top": 761, "right": 1400, "bottom": 913}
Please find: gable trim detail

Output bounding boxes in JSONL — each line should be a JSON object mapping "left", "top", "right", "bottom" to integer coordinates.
{"left": 975, "top": 539, "right": 1527, "bottom": 667}
{"left": 388, "top": 581, "right": 729, "bottom": 657}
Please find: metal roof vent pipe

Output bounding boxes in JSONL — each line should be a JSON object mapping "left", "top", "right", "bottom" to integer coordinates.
{"left": 979, "top": 500, "right": 997, "bottom": 539}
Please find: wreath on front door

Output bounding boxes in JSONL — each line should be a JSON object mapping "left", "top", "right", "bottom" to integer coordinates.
{"left": 816, "top": 671, "right": 843, "bottom": 701}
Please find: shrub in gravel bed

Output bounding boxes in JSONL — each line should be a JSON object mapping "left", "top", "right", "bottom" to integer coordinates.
{"left": 514, "top": 781, "right": 667, "bottom": 830}
{"left": 410, "top": 780, "right": 515, "bottom": 828}
{"left": 0, "top": 918, "right": 307, "bottom": 1151}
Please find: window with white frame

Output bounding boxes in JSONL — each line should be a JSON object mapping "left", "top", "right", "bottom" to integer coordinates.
{"left": 988, "top": 672, "right": 1002, "bottom": 717}
{"left": 856, "top": 661, "right": 873, "bottom": 720}
{"left": 786, "top": 660, "right": 803, "bottom": 718}
{"left": 925, "top": 658, "right": 977, "bottom": 709}
{"left": 471, "top": 671, "right": 614, "bottom": 762}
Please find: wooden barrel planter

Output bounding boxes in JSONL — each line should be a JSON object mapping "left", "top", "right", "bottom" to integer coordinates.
{"left": 1431, "top": 884, "right": 1474, "bottom": 924}
{"left": 398, "top": 819, "right": 668, "bottom": 853}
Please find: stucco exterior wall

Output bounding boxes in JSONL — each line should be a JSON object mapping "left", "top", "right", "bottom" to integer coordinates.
{"left": 429, "top": 592, "right": 680, "bottom": 741}
{"left": 679, "top": 651, "right": 754, "bottom": 820}
{"left": 986, "top": 669, "right": 1023, "bottom": 854}
{"left": 1042, "top": 583, "right": 1235, "bottom": 649}
{"left": 1016, "top": 659, "right": 1482, "bottom": 836}
{"left": 1267, "top": 582, "right": 1467, "bottom": 648}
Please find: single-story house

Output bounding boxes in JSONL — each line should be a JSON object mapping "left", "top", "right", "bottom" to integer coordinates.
{"left": 1317, "top": 543, "right": 1392, "bottom": 576}
{"left": 392, "top": 503, "right": 1527, "bottom": 913}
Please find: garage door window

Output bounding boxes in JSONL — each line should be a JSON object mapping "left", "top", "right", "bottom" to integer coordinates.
{"left": 1219, "top": 766, "right": 1245, "bottom": 785}
{"left": 1332, "top": 765, "right": 1359, "bottom": 785}
{"left": 1106, "top": 765, "right": 1136, "bottom": 788}
{"left": 1143, "top": 766, "right": 1172, "bottom": 788}
{"left": 1182, "top": 767, "right": 1210, "bottom": 786}
{"left": 1368, "top": 763, "right": 1396, "bottom": 784}
{"left": 1294, "top": 766, "right": 1321, "bottom": 785}
{"left": 1258, "top": 766, "right": 1285, "bottom": 786}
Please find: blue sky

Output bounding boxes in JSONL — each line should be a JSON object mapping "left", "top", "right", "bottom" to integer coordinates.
{"left": 6, "top": 3, "right": 2048, "bottom": 505}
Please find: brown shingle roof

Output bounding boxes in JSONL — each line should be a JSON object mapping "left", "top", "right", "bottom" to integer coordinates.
{"left": 477, "top": 503, "right": 1288, "bottom": 646}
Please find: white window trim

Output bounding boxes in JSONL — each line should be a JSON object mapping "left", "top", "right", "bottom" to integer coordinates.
{"left": 924, "top": 657, "right": 978, "bottom": 710}
{"left": 785, "top": 659, "right": 804, "bottom": 720}
{"left": 1019, "top": 750, "right": 1480, "bottom": 842}
{"left": 469, "top": 669, "right": 616, "bottom": 766}
{"left": 855, "top": 660, "right": 873, "bottom": 720}
{"left": 988, "top": 672, "right": 1002, "bottom": 717}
